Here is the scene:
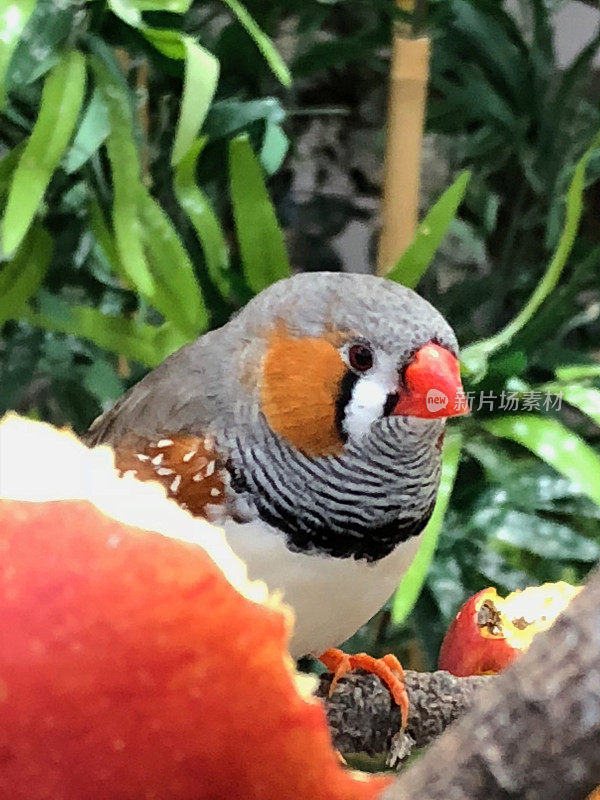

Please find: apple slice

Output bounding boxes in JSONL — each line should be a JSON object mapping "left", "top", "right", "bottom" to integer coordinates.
{"left": 438, "top": 583, "right": 582, "bottom": 677}
{"left": 0, "top": 415, "right": 388, "bottom": 800}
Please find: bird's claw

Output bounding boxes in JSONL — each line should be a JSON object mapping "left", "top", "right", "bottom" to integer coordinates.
{"left": 319, "top": 647, "right": 409, "bottom": 731}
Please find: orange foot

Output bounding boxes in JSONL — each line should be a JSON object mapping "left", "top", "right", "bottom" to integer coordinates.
{"left": 319, "top": 648, "right": 409, "bottom": 730}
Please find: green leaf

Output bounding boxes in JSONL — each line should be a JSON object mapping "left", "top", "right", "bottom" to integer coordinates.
{"left": 91, "top": 56, "right": 155, "bottom": 298}
{"left": 449, "top": 1, "right": 526, "bottom": 104}
{"left": 555, "top": 364, "right": 600, "bottom": 382}
{"left": 463, "top": 442, "right": 599, "bottom": 520}
{"left": 481, "top": 508, "right": 600, "bottom": 563}
{"left": 484, "top": 415, "right": 600, "bottom": 508}
{"left": 476, "top": 549, "right": 531, "bottom": 596}
{"left": 0, "top": 141, "right": 25, "bottom": 204}
{"left": 425, "top": 554, "right": 466, "bottom": 623}
{"left": 137, "top": 192, "right": 208, "bottom": 336}
{"left": 204, "top": 98, "right": 284, "bottom": 140}
{"left": 445, "top": 64, "right": 517, "bottom": 130}
{"left": 7, "top": 0, "right": 76, "bottom": 92}
{"left": 92, "top": 57, "right": 206, "bottom": 337}
{"left": 88, "top": 198, "right": 128, "bottom": 285}
{"left": 0, "top": 224, "right": 52, "bottom": 325}
{"left": 83, "top": 359, "right": 125, "bottom": 406}
{"left": 106, "top": 9, "right": 220, "bottom": 167}
{"left": 172, "top": 38, "right": 219, "bottom": 165}
{"left": 132, "top": 0, "right": 193, "bottom": 11}
{"left": 22, "top": 297, "right": 188, "bottom": 367}
{"left": 530, "top": 0, "right": 555, "bottom": 66}
{"left": 462, "top": 128, "right": 600, "bottom": 372}
{"left": 107, "top": 0, "right": 141, "bottom": 27}
{"left": 138, "top": 25, "right": 184, "bottom": 57}
{"left": 387, "top": 170, "right": 471, "bottom": 288}
{"left": 219, "top": 0, "right": 291, "bottom": 87}
{"left": 64, "top": 89, "right": 110, "bottom": 174}
{"left": 109, "top": 0, "right": 193, "bottom": 19}
{"left": 229, "top": 135, "right": 290, "bottom": 293}
{"left": 142, "top": 29, "right": 219, "bottom": 166}
{"left": 558, "top": 385, "right": 600, "bottom": 427}
{"left": 2, "top": 49, "right": 86, "bottom": 255}
{"left": 392, "top": 432, "right": 463, "bottom": 624}
{"left": 174, "top": 137, "right": 232, "bottom": 298}
{"left": 0, "top": 0, "right": 38, "bottom": 109}
{"left": 260, "top": 121, "right": 289, "bottom": 175}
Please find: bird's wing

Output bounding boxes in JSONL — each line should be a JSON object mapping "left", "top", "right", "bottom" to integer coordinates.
{"left": 82, "top": 329, "right": 241, "bottom": 519}
{"left": 83, "top": 331, "right": 229, "bottom": 448}
{"left": 109, "top": 432, "right": 228, "bottom": 519}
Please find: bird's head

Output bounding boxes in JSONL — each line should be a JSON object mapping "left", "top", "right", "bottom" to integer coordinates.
{"left": 232, "top": 272, "right": 467, "bottom": 458}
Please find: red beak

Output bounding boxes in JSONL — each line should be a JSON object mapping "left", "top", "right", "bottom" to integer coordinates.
{"left": 393, "top": 343, "right": 469, "bottom": 419}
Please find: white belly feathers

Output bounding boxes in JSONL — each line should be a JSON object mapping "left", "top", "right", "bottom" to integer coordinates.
{"left": 222, "top": 517, "right": 423, "bottom": 658}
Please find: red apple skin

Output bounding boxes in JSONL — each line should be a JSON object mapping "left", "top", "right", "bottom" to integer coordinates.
{"left": 438, "top": 589, "right": 521, "bottom": 677}
{"left": 0, "top": 499, "right": 388, "bottom": 800}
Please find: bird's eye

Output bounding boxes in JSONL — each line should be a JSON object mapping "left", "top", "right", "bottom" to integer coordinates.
{"left": 348, "top": 344, "right": 373, "bottom": 372}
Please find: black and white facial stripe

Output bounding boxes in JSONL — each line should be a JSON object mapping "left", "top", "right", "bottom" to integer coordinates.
{"left": 336, "top": 342, "right": 402, "bottom": 444}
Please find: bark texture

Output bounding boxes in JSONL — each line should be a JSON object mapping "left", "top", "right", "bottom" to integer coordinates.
{"left": 318, "top": 670, "right": 491, "bottom": 763}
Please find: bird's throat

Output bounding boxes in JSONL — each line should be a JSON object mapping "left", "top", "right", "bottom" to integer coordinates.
{"left": 226, "top": 418, "right": 442, "bottom": 562}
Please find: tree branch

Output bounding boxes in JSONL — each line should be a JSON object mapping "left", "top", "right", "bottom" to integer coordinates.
{"left": 317, "top": 670, "right": 492, "bottom": 764}
{"left": 318, "top": 567, "right": 600, "bottom": 799}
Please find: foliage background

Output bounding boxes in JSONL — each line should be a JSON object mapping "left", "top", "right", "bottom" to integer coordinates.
{"left": 1, "top": 0, "right": 600, "bottom": 671}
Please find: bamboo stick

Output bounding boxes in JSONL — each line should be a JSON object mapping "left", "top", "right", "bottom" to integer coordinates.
{"left": 377, "top": 1, "right": 430, "bottom": 276}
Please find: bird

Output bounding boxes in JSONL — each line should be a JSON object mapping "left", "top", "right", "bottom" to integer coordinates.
{"left": 84, "top": 271, "right": 467, "bottom": 723}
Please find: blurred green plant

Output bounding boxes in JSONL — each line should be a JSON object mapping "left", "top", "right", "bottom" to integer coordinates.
{"left": 0, "top": 0, "right": 291, "bottom": 424}
{"left": 1, "top": 0, "right": 600, "bottom": 673}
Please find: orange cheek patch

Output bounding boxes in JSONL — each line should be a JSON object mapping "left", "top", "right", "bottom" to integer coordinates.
{"left": 260, "top": 329, "right": 347, "bottom": 457}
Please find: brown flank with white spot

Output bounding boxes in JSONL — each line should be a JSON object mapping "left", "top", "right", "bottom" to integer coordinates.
{"left": 113, "top": 434, "right": 225, "bottom": 518}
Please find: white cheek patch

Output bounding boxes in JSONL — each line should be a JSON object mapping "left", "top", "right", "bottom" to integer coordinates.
{"left": 343, "top": 378, "right": 389, "bottom": 441}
